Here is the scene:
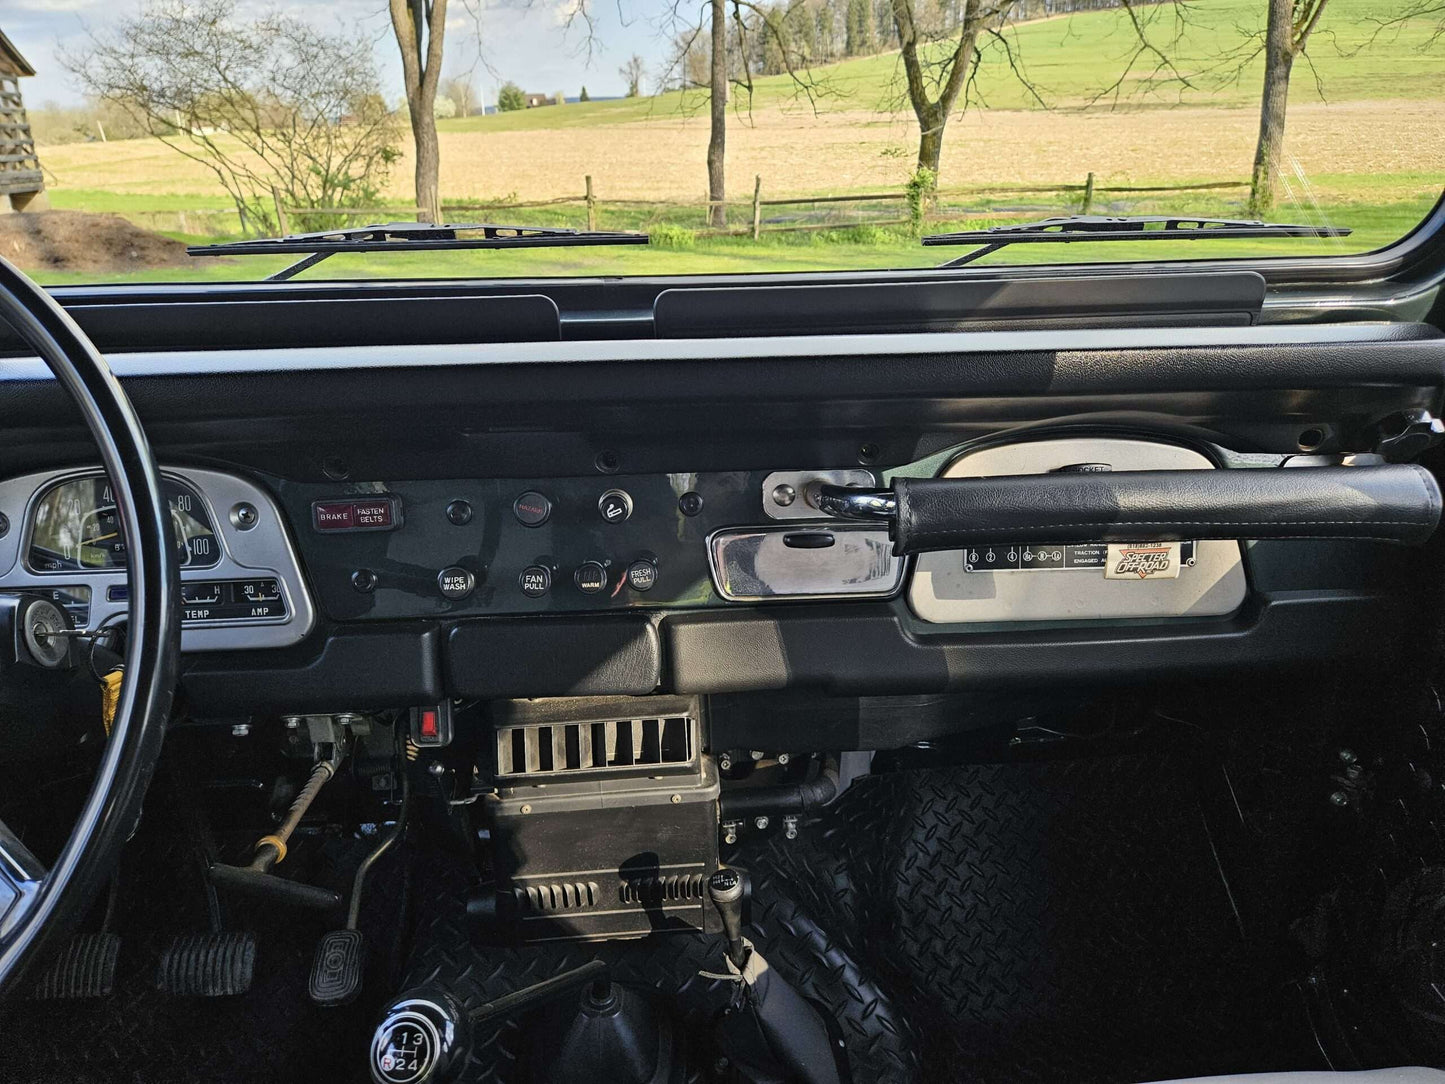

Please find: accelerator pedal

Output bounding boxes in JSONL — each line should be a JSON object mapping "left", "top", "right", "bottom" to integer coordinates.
{"left": 309, "top": 929, "right": 364, "bottom": 1006}
{"left": 156, "top": 931, "right": 255, "bottom": 996}
{"left": 31, "top": 933, "right": 121, "bottom": 999}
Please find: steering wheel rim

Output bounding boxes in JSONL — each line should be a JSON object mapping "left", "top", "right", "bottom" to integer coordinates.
{"left": 0, "top": 256, "right": 179, "bottom": 995}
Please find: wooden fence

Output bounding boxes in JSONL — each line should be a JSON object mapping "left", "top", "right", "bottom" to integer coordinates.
{"left": 185, "top": 172, "right": 1249, "bottom": 239}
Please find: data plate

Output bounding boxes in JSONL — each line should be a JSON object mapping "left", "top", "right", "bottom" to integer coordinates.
{"left": 908, "top": 437, "right": 1246, "bottom": 625}
{"left": 963, "top": 541, "right": 1194, "bottom": 576}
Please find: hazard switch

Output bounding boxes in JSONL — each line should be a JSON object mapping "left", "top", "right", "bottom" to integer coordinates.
{"left": 410, "top": 702, "right": 451, "bottom": 747}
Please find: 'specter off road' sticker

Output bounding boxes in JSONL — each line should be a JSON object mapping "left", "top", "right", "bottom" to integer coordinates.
{"left": 1104, "top": 542, "right": 1182, "bottom": 580}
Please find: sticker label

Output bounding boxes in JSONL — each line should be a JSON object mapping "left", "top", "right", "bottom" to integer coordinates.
{"left": 1105, "top": 542, "right": 1182, "bottom": 580}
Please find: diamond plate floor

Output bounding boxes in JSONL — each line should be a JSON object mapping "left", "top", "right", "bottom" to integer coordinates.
{"left": 4, "top": 751, "right": 1317, "bottom": 1084}
{"left": 752, "top": 753, "right": 1316, "bottom": 1084}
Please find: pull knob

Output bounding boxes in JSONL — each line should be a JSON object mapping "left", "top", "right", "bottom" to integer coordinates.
{"left": 813, "top": 485, "right": 895, "bottom": 520}
{"left": 1373, "top": 408, "right": 1445, "bottom": 462}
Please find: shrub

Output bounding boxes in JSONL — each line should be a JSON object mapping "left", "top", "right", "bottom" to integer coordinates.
{"left": 905, "top": 167, "right": 937, "bottom": 237}
{"left": 648, "top": 224, "right": 696, "bottom": 248}
{"left": 497, "top": 83, "right": 526, "bottom": 112}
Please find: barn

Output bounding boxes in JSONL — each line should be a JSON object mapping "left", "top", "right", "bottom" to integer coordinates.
{"left": 0, "top": 28, "right": 46, "bottom": 214}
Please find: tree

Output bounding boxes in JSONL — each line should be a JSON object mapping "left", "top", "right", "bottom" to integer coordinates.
{"left": 388, "top": 0, "right": 449, "bottom": 224}
{"left": 886, "top": 0, "right": 1188, "bottom": 183}
{"left": 620, "top": 54, "right": 646, "bottom": 97}
{"left": 846, "top": 0, "right": 875, "bottom": 55}
{"left": 65, "top": 0, "right": 400, "bottom": 234}
{"left": 890, "top": 0, "right": 1003, "bottom": 177}
{"left": 707, "top": 0, "right": 728, "bottom": 227}
{"left": 497, "top": 82, "right": 526, "bottom": 111}
{"left": 1247, "top": 0, "right": 1328, "bottom": 215}
{"left": 580, "top": 85, "right": 591, "bottom": 101}
{"left": 442, "top": 75, "right": 477, "bottom": 117}
{"left": 554, "top": 90, "right": 567, "bottom": 105}
{"left": 433, "top": 96, "right": 457, "bottom": 118}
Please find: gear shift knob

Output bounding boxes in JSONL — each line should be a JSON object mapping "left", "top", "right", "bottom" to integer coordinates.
{"left": 708, "top": 867, "right": 748, "bottom": 969}
{"left": 370, "top": 987, "right": 470, "bottom": 1084}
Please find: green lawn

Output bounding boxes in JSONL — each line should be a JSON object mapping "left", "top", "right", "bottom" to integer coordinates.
{"left": 27, "top": 189, "right": 1437, "bottom": 287}
{"left": 440, "top": 0, "right": 1445, "bottom": 135}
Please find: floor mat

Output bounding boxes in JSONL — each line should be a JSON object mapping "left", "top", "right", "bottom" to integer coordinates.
{"left": 400, "top": 848, "right": 920, "bottom": 1084}
{"left": 4, "top": 751, "right": 1318, "bottom": 1084}
{"left": 2, "top": 806, "right": 399, "bottom": 1084}
{"left": 755, "top": 752, "right": 1318, "bottom": 1084}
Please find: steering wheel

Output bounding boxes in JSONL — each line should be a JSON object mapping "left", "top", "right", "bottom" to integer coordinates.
{"left": 0, "top": 257, "right": 180, "bottom": 996}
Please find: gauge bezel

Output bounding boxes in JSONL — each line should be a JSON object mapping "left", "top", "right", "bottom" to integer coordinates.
{"left": 23, "top": 469, "right": 225, "bottom": 576}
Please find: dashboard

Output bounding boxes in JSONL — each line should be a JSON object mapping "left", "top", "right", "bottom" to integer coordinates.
{"left": 0, "top": 319, "right": 1438, "bottom": 710}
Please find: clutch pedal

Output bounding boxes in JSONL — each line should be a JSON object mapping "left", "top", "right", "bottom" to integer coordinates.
{"left": 30, "top": 932, "right": 121, "bottom": 999}
{"left": 156, "top": 931, "right": 256, "bottom": 996}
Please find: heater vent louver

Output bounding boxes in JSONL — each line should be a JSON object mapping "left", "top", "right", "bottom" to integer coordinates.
{"left": 495, "top": 716, "right": 695, "bottom": 779}
{"left": 513, "top": 881, "right": 600, "bottom": 913}
{"left": 618, "top": 874, "right": 707, "bottom": 906}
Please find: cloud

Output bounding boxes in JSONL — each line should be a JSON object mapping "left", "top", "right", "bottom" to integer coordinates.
{"left": 8, "top": 0, "right": 108, "bottom": 11}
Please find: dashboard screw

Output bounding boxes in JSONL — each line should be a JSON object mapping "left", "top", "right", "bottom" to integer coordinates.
{"left": 722, "top": 821, "right": 740, "bottom": 845}
{"left": 321, "top": 455, "right": 350, "bottom": 481}
{"left": 753, "top": 816, "right": 770, "bottom": 830}
{"left": 670, "top": 793, "right": 682, "bottom": 804}
{"left": 1329, "top": 790, "right": 1350, "bottom": 808}
{"left": 594, "top": 450, "right": 620, "bottom": 474}
{"left": 230, "top": 723, "right": 250, "bottom": 738}
{"left": 427, "top": 762, "right": 445, "bottom": 777}
{"left": 777, "top": 753, "right": 791, "bottom": 765}
{"left": 771, "top": 484, "right": 796, "bottom": 507}
{"left": 230, "top": 502, "right": 259, "bottom": 530}
{"left": 1338, "top": 748, "right": 1357, "bottom": 766}
{"left": 0, "top": 512, "right": 9, "bottom": 538}
{"left": 784, "top": 815, "right": 799, "bottom": 840}
{"left": 718, "top": 753, "right": 732, "bottom": 772}
{"left": 520, "top": 803, "right": 532, "bottom": 815}
{"left": 857, "top": 442, "right": 880, "bottom": 465}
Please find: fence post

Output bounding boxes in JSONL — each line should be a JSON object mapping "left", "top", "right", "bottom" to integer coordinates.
{"left": 1081, "top": 171, "right": 1095, "bottom": 214}
{"left": 752, "top": 175, "right": 763, "bottom": 241}
{"left": 272, "top": 186, "right": 289, "bottom": 235}
{"left": 585, "top": 175, "right": 596, "bottom": 231}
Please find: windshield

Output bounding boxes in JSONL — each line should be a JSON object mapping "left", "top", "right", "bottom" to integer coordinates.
{"left": 4, "top": 0, "right": 1442, "bottom": 284}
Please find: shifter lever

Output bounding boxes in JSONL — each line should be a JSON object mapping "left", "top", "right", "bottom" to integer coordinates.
{"left": 708, "top": 867, "right": 748, "bottom": 969}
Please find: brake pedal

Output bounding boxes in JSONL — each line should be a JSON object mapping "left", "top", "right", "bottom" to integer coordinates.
{"left": 156, "top": 931, "right": 255, "bottom": 996}
{"left": 309, "top": 929, "right": 364, "bottom": 1006}
{"left": 31, "top": 933, "right": 121, "bottom": 999}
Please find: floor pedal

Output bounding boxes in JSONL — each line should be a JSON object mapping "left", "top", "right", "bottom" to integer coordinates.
{"left": 31, "top": 933, "right": 121, "bottom": 999}
{"left": 309, "top": 929, "right": 364, "bottom": 1006}
{"left": 156, "top": 932, "right": 255, "bottom": 996}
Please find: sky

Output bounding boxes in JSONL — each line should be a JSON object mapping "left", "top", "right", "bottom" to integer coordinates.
{"left": 4, "top": 0, "right": 685, "bottom": 109}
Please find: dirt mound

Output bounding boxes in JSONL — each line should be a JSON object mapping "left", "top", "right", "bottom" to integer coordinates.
{"left": 0, "top": 210, "right": 193, "bottom": 272}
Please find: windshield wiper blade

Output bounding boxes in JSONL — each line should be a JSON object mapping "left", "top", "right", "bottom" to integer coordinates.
{"left": 922, "top": 215, "right": 1351, "bottom": 268}
{"left": 187, "top": 221, "right": 650, "bottom": 281}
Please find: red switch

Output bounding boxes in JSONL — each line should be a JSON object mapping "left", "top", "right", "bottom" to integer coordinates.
{"left": 418, "top": 708, "right": 439, "bottom": 740}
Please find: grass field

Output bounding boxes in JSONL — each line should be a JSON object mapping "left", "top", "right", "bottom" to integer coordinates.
{"left": 24, "top": 0, "right": 1445, "bottom": 283}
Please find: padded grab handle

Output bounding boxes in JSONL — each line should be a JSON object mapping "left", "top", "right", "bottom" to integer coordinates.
{"left": 885, "top": 465, "right": 1442, "bottom": 556}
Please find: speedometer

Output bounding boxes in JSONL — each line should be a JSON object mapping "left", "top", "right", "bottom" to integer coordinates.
{"left": 27, "top": 475, "right": 221, "bottom": 572}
